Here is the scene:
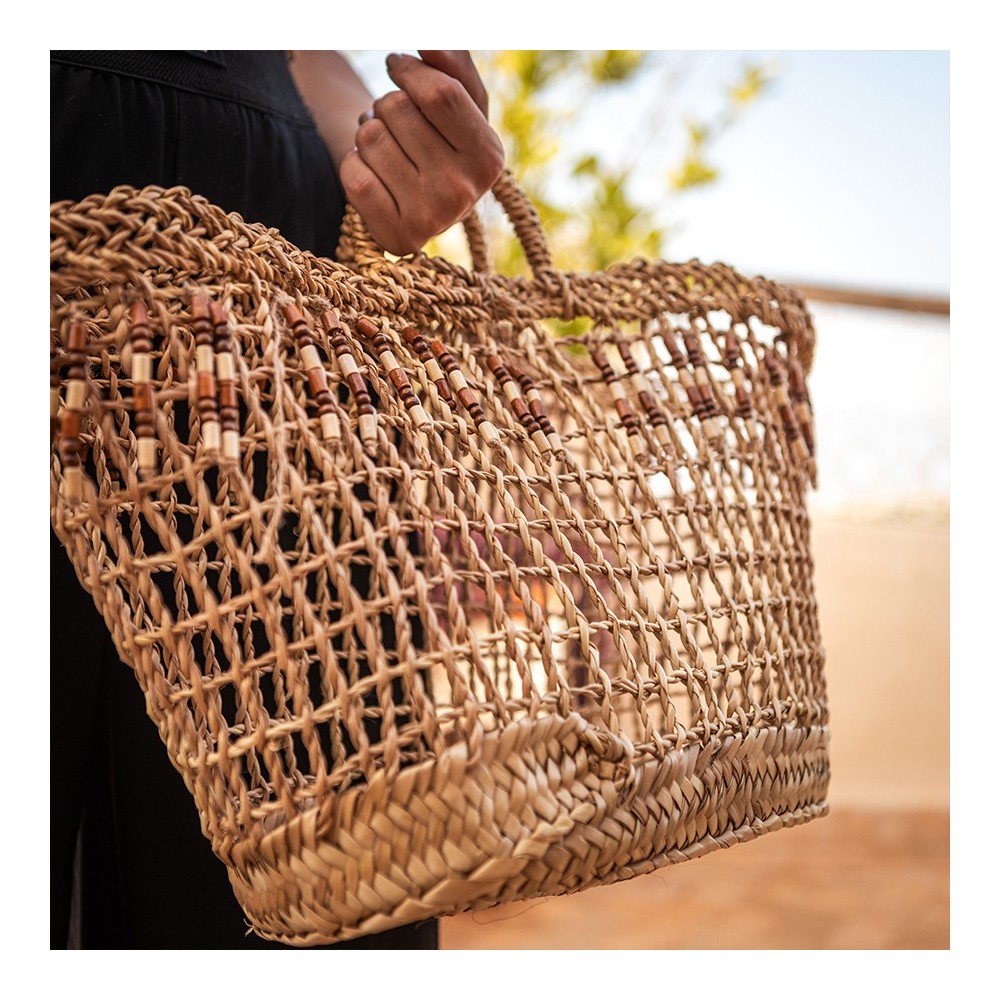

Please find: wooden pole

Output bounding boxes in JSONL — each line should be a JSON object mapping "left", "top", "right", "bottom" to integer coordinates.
{"left": 787, "top": 282, "right": 950, "bottom": 317}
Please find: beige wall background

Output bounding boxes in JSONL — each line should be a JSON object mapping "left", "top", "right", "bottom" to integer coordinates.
{"left": 811, "top": 513, "right": 949, "bottom": 810}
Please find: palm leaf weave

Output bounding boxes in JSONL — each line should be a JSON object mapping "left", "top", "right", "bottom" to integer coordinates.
{"left": 50, "top": 170, "right": 829, "bottom": 945}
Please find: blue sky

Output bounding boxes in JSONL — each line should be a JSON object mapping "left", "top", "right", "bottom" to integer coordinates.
{"left": 652, "top": 50, "right": 950, "bottom": 296}
{"left": 352, "top": 50, "right": 949, "bottom": 297}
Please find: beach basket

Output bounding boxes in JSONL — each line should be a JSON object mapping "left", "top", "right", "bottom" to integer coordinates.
{"left": 50, "top": 169, "right": 829, "bottom": 946}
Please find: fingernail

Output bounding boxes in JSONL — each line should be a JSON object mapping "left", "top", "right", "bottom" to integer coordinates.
{"left": 386, "top": 52, "right": 401, "bottom": 68}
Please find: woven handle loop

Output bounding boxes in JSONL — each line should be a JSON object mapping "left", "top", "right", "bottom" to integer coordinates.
{"left": 339, "top": 168, "right": 553, "bottom": 279}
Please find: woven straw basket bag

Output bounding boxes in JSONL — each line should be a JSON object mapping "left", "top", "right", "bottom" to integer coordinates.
{"left": 50, "top": 169, "right": 829, "bottom": 946}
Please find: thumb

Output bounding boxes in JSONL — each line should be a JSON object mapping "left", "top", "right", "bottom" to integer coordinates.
{"left": 417, "top": 50, "right": 489, "bottom": 117}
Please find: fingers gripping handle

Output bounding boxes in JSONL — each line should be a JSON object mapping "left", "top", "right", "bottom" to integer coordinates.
{"left": 339, "top": 169, "right": 553, "bottom": 279}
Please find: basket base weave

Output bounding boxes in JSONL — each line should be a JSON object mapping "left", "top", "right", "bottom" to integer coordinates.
{"left": 228, "top": 714, "right": 829, "bottom": 945}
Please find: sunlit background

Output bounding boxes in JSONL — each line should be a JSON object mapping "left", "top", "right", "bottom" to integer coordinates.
{"left": 349, "top": 48, "right": 951, "bottom": 950}
{"left": 352, "top": 49, "right": 950, "bottom": 520}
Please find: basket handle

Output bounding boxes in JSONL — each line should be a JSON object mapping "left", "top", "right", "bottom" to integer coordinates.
{"left": 337, "top": 168, "right": 554, "bottom": 279}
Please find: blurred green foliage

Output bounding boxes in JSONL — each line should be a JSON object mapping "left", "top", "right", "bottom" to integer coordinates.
{"left": 430, "top": 51, "right": 776, "bottom": 276}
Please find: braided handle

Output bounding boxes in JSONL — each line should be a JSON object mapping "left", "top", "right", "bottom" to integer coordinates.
{"left": 337, "top": 169, "right": 553, "bottom": 279}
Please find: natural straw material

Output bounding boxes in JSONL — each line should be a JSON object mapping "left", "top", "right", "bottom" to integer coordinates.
{"left": 50, "top": 170, "right": 829, "bottom": 945}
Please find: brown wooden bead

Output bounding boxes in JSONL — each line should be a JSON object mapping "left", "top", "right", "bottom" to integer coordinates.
{"left": 486, "top": 354, "right": 548, "bottom": 452}
{"left": 733, "top": 383, "right": 754, "bottom": 420}
{"left": 455, "top": 387, "right": 484, "bottom": 423}
{"left": 681, "top": 332, "right": 720, "bottom": 420}
{"left": 219, "top": 386, "right": 239, "bottom": 412}
{"left": 284, "top": 304, "right": 339, "bottom": 442}
{"left": 369, "top": 328, "right": 392, "bottom": 355}
{"left": 510, "top": 365, "right": 556, "bottom": 436}
{"left": 357, "top": 320, "right": 428, "bottom": 427}
{"left": 190, "top": 293, "right": 213, "bottom": 345}
{"left": 209, "top": 301, "right": 232, "bottom": 347}
{"left": 762, "top": 349, "right": 810, "bottom": 462}
{"left": 282, "top": 302, "right": 308, "bottom": 334}
{"left": 723, "top": 331, "right": 742, "bottom": 371}
{"left": 354, "top": 316, "right": 380, "bottom": 339}
{"left": 592, "top": 347, "right": 643, "bottom": 456}
{"left": 427, "top": 338, "right": 500, "bottom": 446}
{"left": 129, "top": 301, "right": 152, "bottom": 352}
{"left": 345, "top": 372, "right": 372, "bottom": 410}
{"left": 616, "top": 340, "right": 639, "bottom": 377}
{"left": 614, "top": 397, "right": 637, "bottom": 426}
{"left": 722, "top": 330, "right": 755, "bottom": 421}
{"left": 60, "top": 408, "right": 82, "bottom": 440}
{"left": 198, "top": 371, "right": 217, "bottom": 399}
{"left": 388, "top": 367, "right": 420, "bottom": 409}
{"left": 787, "top": 358, "right": 815, "bottom": 456}
{"left": 637, "top": 389, "right": 667, "bottom": 428}
{"left": 658, "top": 328, "right": 687, "bottom": 369}
{"left": 429, "top": 338, "right": 458, "bottom": 373}
{"left": 187, "top": 292, "right": 220, "bottom": 450}
{"left": 307, "top": 368, "right": 327, "bottom": 398}
{"left": 133, "top": 382, "right": 153, "bottom": 411}
{"left": 762, "top": 350, "right": 782, "bottom": 386}
{"left": 402, "top": 325, "right": 455, "bottom": 409}
{"left": 208, "top": 301, "right": 242, "bottom": 460}
{"left": 509, "top": 395, "right": 532, "bottom": 425}
{"left": 682, "top": 330, "right": 707, "bottom": 368}
{"left": 655, "top": 330, "right": 696, "bottom": 414}
{"left": 617, "top": 340, "right": 669, "bottom": 431}
{"left": 509, "top": 363, "right": 562, "bottom": 455}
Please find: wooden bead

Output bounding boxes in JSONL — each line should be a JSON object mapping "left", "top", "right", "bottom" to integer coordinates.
{"left": 787, "top": 357, "right": 815, "bottom": 456}
{"left": 429, "top": 338, "right": 501, "bottom": 448}
{"left": 321, "top": 310, "right": 377, "bottom": 451}
{"left": 592, "top": 347, "right": 644, "bottom": 457}
{"left": 58, "top": 319, "right": 91, "bottom": 501}
{"left": 133, "top": 382, "right": 153, "bottom": 411}
{"left": 763, "top": 349, "right": 810, "bottom": 464}
{"left": 282, "top": 302, "right": 340, "bottom": 445}
{"left": 508, "top": 363, "right": 562, "bottom": 455}
{"left": 354, "top": 316, "right": 380, "bottom": 339}
{"left": 187, "top": 292, "right": 220, "bottom": 455}
{"left": 401, "top": 324, "right": 456, "bottom": 410}
{"left": 190, "top": 293, "right": 213, "bottom": 346}
{"left": 60, "top": 408, "right": 82, "bottom": 440}
{"left": 209, "top": 301, "right": 242, "bottom": 461}
{"left": 658, "top": 327, "right": 688, "bottom": 369}
{"left": 129, "top": 301, "right": 152, "bottom": 352}
{"left": 124, "top": 302, "right": 158, "bottom": 478}
{"left": 722, "top": 330, "right": 755, "bottom": 422}
{"left": 356, "top": 317, "right": 431, "bottom": 431}
{"left": 682, "top": 331, "right": 721, "bottom": 423}
{"left": 218, "top": 382, "right": 238, "bottom": 411}
{"left": 50, "top": 333, "right": 60, "bottom": 445}
{"left": 485, "top": 355, "right": 549, "bottom": 455}
{"left": 197, "top": 371, "right": 216, "bottom": 398}
{"left": 658, "top": 326, "right": 721, "bottom": 437}
{"left": 615, "top": 341, "right": 666, "bottom": 430}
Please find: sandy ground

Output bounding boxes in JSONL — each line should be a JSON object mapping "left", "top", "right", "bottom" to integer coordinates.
{"left": 441, "top": 511, "right": 950, "bottom": 949}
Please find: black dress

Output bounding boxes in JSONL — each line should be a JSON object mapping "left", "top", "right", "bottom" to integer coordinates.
{"left": 50, "top": 50, "right": 439, "bottom": 950}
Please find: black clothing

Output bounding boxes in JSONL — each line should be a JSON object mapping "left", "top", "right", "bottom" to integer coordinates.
{"left": 50, "top": 50, "right": 439, "bottom": 950}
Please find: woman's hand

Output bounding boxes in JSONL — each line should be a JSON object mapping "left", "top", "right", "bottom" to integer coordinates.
{"left": 339, "top": 51, "right": 505, "bottom": 256}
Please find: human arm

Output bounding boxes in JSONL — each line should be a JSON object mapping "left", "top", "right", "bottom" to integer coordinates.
{"left": 289, "top": 50, "right": 505, "bottom": 256}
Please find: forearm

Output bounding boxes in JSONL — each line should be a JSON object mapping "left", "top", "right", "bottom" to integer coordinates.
{"left": 288, "top": 51, "right": 373, "bottom": 170}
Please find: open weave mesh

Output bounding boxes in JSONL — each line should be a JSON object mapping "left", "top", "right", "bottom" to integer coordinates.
{"left": 50, "top": 172, "right": 829, "bottom": 944}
